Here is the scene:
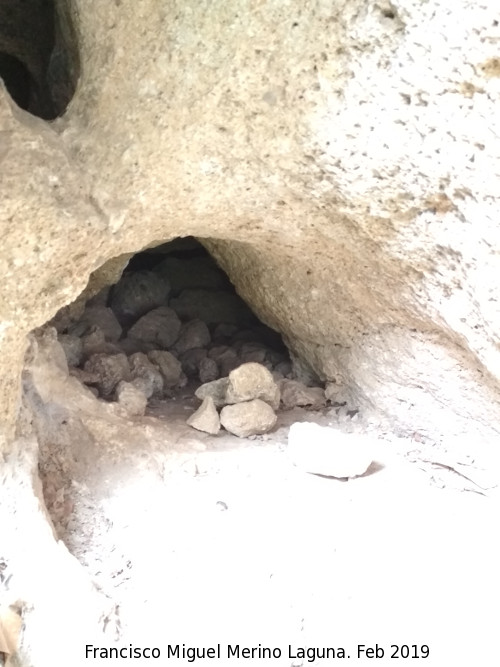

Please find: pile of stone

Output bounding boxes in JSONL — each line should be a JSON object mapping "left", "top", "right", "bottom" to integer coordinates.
{"left": 50, "top": 252, "right": 331, "bottom": 431}
{"left": 188, "top": 362, "right": 279, "bottom": 437}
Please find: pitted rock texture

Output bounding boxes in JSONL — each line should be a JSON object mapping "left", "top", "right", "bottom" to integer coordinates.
{"left": 83, "top": 353, "right": 131, "bottom": 398}
{"left": 1, "top": 0, "right": 500, "bottom": 448}
{"left": 219, "top": 399, "right": 278, "bottom": 438}
{"left": 225, "top": 362, "right": 280, "bottom": 410}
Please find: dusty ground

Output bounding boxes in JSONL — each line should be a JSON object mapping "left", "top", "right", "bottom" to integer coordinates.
{"left": 15, "top": 391, "right": 496, "bottom": 667}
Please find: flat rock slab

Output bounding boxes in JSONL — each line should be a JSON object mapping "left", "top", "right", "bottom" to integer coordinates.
{"left": 288, "top": 422, "right": 375, "bottom": 479}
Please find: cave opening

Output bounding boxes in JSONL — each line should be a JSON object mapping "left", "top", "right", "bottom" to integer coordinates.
{"left": 0, "top": 0, "right": 79, "bottom": 119}
{"left": 48, "top": 236, "right": 332, "bottom": 437}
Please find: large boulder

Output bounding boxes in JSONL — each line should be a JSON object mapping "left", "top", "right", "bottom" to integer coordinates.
{"left": 109, "top": 271, "right": 170, "bottom": 324}
{"left": 220, "top": 399, "right": 277, "bottom": 438}
{"left": 225, "top": 363, "right": 280, "bottom": 410}
{"left": 127, "top": 307, "right": 181, "bottom": 349}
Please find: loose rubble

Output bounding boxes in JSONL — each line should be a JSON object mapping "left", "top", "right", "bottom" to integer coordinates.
{"left": 50, "top": 245, "right": 352, "bottom": 437}
{"left": 279, "top": 379, "right": 327, "bottom": 410}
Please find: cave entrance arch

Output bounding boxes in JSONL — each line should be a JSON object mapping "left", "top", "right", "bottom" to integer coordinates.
{"left": 50, "top": 236, "right": 295, "bottom": 418}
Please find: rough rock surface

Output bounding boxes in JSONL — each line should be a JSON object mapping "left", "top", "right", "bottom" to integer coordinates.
{"left": 219, "top": 399, "right": 277, "bottom": 438}
{"left": 115, "top": 381, "right": 147, "bottom": 417}
{"left": 288, "top": 422, "right": 375, "bottom": 479}
{"left": 178, "top": 348, "right": 208, "bottom": 378}
{"left": 195, "top": 378, "right": 230, "bottom": 408}
{"left": 153, "top": 256, "right": 228, "bottom": 295}
{"left": 58, "top": 334, "right": 83, "bottom": 368}
{"left": 83, "top": 353, "right": 131, "bottom": 398}
{"left": 170, "top": 290, "right": 256, "bottom": 326}
{"left": 226, "top": 363, "right": 280, "bottom": 410}
{"left": 1, "top": 0, "right": 500, "bottom": 450}
{"left": 280, "top": 380, "right": 327, "bottom": 410}
{"left": 127, "top": 307, "right": 181, "bottom": 349}
{"left": 80, "top": 306, "right": 122, "bottom": 342}
{"left": 172, "top": 319, "right": 211, "bottom": 355}
{"left": 324, "top": 382, "right": 358, "bottom": 409}
{"left": 147, "top": 350, "right": 183, "bottom": 388}
{"left": 208, "top": 346, "right": 240, "bottom": 376}
{"left": 198, "top": 357, "right": 219, "bottom": 384}
{"left": 109, "top": 271, "right": 170, "bottom": 324}
{"left": 80, "top": 327, "right": 120, "bottom": 359}
{"left": 186, "top": 396, "right": 220, "bottom": 435}
{"left": 128, "top": 352, "right": 164, "bottom": 398}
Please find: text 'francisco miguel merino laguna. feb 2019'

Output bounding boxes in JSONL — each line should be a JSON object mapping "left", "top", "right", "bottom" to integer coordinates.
{"left": 85, "top": 642, "right": 431, "bottom": 661}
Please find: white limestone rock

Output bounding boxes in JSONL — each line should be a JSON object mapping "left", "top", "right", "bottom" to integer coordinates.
{"left": 288, "top": 422, "right": 374, "bottom": 479}
{"left": 225, "top": 362, "right": 280, "bottom": 410}
{"left": 187, "top": 396, "right": 220, "bottom": 435}
{"left": 220, "top": 399, "right": 277, "bottom": 438}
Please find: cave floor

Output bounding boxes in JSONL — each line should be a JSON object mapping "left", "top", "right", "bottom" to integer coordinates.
{"left": 29, "top": 396, "right": 499, "bottom": 667}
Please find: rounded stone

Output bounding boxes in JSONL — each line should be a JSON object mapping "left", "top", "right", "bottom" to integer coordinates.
{"left": 220, "top": 399, "right": 277, "bottom": 438}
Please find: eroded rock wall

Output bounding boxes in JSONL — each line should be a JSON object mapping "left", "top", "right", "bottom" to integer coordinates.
{"left": 1, "top": 0, "right": 500, "bottom": 450}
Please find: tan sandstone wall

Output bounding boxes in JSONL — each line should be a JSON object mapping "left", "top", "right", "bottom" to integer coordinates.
{"left": 1, "top": 0, "right": 500, "bottom": 451}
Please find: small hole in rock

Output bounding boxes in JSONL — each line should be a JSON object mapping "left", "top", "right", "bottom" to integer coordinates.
{"left": 0, "top": 0, "right": 79, "bottom": 119}
{"left": 0, "top": 53, "right": 34, "bottom": 111}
